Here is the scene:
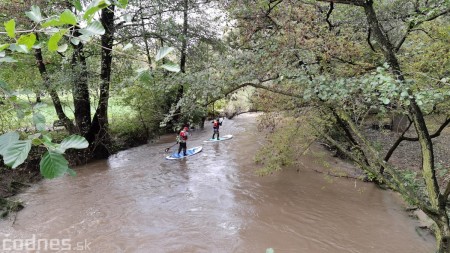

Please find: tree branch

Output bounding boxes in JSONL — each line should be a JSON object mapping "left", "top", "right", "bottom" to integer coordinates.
{"left": 367, "top": 27, "right": 376, "bottom": 52}
{"left": 394, "top": 7, "right": 450, "bottom": 52}
{"left": 383, "top": 120, "right": 413, "bottom": 165}
{"left": 402, "top": 117, "right": 450, "bottom": 141}
{"left": 318, "top": 0, "right": 365, "bottom": 7}
{"left": 443, "top": 181, "right": 450, "bottom": 200}
{"left": 326, "top": 2, "right": 334, "bottom": 31}
{"left": 202, "top": 75, "right": 303, "bottom": 107}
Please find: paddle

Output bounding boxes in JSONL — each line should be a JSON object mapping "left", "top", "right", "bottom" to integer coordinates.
{"left": 165, "top": 143, "right": 178, "bottom": 153}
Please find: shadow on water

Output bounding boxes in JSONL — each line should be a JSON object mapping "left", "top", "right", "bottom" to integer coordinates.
{"left": 0, "top": 113, "right": 435, "bottom": 253}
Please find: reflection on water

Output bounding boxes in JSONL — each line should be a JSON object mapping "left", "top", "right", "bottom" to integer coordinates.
{"left": 0, "top": 114, "right": 434, "bottom": 253}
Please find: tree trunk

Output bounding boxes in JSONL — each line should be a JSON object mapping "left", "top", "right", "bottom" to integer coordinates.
{"left": 172, "top": 0, "right": 189, "bottom": 125}
{"left": 139, "top": 0, "right": 152, "bottom": 69}
{"left": 363, "top": 0, "right": 441, "bottom": 210}
{"left": 71, "top": 31, "right": 91, "bottom": 136}
{"left": 86, "top": 5, "right": 115, "bottom": 158}
{"left": 436, "top": 216, "right": 450, "bottom": 253}
{"left": 34, "top": 46, "right": 76, "bottom": 133}
{"left": 180, "top": 0, "right": 188, "bottom": 75}
{"left": 35, "top": 92, "right": 41, "bottom": 103}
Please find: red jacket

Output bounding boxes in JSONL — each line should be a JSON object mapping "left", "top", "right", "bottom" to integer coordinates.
{"left": 179, "top": 130, "right": 188, "bottom": 143}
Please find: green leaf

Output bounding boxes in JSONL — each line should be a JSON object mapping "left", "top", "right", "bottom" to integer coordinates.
{"left": 59, "top": 135, "right": 89, "bottom": 152}
{"left": 123, "top": 43, "right": 132, "bottom": 50}
{"left": 115, "top": 0, "right": 128, "bottom": 8}
{"left": 70, "top": 38, "right": 80, "bottom": 45}
{"left": 138, "top": 70, "right": 152, "bottom": 83}
{"left": 57, "top": 44, "right": 68, "bottom": 53}
{"left": 48, "top": 29, "right": 68, "bottom": 52}
{"left": 9, "top": 44, "right": 29, "bottom": 53}
{"left": 3, "top": 140, "right": 32, "bottom": 168}
{"left": 97, "top": 0, "right": 111, "bottom": 8}
{"left": 33, "top": 102, "right": 47, "bottom": 110}
{"left": 0, "top": 44, "right": 9, "bottom": 52}
{"left": 79, "top": 21, "right": 105, "bottom": 36}
{"left": 39, "top": 151, "right": 70, "bottom": 179}
{"left": 155, "top": 47, "right": 175, "bottom": 61}
{"left": 4, "top": 19, "right": 15, "bottom": 38}
{"left": 160, "top": 62, "right": 180, "bottom": 72}
{"left": 16, "top": 109, "right": 25, "bottom": 119}
{"left": 0, "top": 132, "right": 20, "bottom": 156}
{"left": 17, "top": 33, "right": 36, "bottom": 50}
{"left": 0, "top": 80, "right": 9, "bottom": 90}
{"left": 28, "top": 133, "right": 42, "bottom": 140}
{"left": 60, "top": 10, "right": 77, "bottom": 25}
{"left": 42, "top": 19, "right": 64, "bottom": 28}
{"left": 32, "top": 138, "right": 43, "bottom": 146}
{"left": 83, "top": 6, "right": 101, "bottom": 22}
{"left": 31, "top": 42, "right": 41, "bottom": 49}
{"left": 25, "top": 6, "right": 42, "bottom": 23}
{"left": 78, "top": 34, "right": 91, "bottom": 43}
{"left": 72, "top": 0, "right": 83, "bottom": 12}
{"left": 0, "top": 57, "right": 17, "bottom": 63}
{"left": 67, "top": 168, "right": 77, "bottom": 176}
{"left": 42, "top": 134, "right": 52, "bottom": 144}
{"left": 33, "top": 112, "right": 46, "bottom": 131}
{"left": 84, "top": 0, "right": 111, "bottom": 21}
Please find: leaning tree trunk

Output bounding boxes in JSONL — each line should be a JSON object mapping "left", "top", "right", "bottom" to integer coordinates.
{"left": 86, "top": 5, "right": 115, "bottom": 158}
{"left": 362, "top": 0, "right": 449, "bottom": 251}
{"left": 318, "top": 0, "right": 450, "bottom": 251}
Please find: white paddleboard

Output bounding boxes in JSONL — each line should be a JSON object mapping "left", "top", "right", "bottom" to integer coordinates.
{"left": 204, "top": 134, "right": 233, "bottom": 143}
{"left": 166, "top": 146, "right": 203, "bottom": 160}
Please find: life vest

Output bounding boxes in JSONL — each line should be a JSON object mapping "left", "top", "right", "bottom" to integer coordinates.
{"left": 213, "top": 121, "right": 219, "bottom": 128}
{"left": 179, "top": 130, "right": 188, "bottom": 142}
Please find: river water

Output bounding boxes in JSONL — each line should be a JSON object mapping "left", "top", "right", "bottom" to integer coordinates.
{"left": 0, "top": 114, "right": 434, "bottom": 252}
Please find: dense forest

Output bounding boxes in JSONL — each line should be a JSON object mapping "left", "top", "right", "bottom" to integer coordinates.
{"left": 0, "top": 0, "right": 449, "bottom": 251}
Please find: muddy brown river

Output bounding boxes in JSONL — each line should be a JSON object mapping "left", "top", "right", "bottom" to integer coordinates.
{"left": 0, "top": 114, "right": 434, "bottom": 252}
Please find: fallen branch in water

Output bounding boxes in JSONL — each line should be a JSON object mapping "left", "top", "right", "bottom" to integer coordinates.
{"left": 311, "top": 168, "right": 363, "bottom": 180}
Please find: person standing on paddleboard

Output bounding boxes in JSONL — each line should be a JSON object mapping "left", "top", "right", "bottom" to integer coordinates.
{"left": 177, "top": 126, "right": 189, "bottom": 156}
{"left": 211, "top": 118, "right": 223, "bottom": 140}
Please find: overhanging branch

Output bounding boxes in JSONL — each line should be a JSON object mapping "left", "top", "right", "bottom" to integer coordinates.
{"left": 318, "top": 0, "right": 365, "bottom": 7}
{"left": 384, "top": 120, "right": 413, "bottom": 163}
{"left": 402, "top": 117, "right": 450, "bottom": 141}
{"left": 395, "top": 8, "right": 450, "bottom": 52}
{"left": 202, "top": 74, "right": 304, "bottom": 107}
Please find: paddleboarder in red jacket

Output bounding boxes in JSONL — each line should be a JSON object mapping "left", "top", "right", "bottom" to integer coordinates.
{"left": 177, "top": 126, "right": 189, "bottom": 156}
{"left": 212, "top": 118, "right": 223, "bottom": 140}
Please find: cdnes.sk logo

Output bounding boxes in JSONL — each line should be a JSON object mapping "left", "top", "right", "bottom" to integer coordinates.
{"left": 1, "top": 233, "right": 91, "bottom": 251}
